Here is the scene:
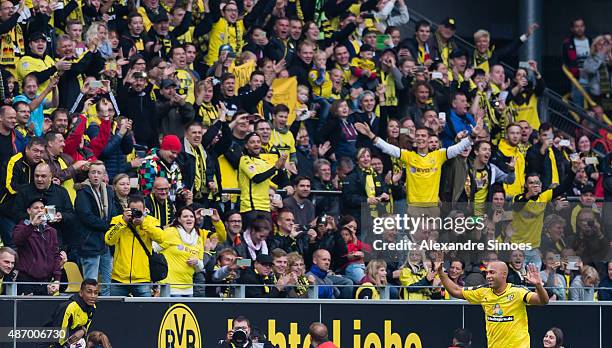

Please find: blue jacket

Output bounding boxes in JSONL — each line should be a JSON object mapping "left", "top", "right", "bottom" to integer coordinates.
{"left": 441, "top": 109, "right": 475, "bottom": 148}
{"left": 75, "top": 184, "right": 117, "bottom": 257}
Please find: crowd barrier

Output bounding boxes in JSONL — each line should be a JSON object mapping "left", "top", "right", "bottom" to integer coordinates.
{"left": 0, "top": 296, "right": 609, "bottom": 348}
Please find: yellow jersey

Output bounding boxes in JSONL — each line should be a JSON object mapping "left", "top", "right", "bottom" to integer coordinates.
{"left": 16, "top": 55, "right": 55, "bottom": 101}
{"left": 271, "top": 128, "right": 296, "bottom": 160}
{"left": 175, "top": 69, "right": 195, "bottom": 104}
{"left": 462, "top": 284, "right": 534, "bottom": 348}
{"left": 159, "top": 226, "right": 205, "bottom": 290}
{"left": 497, "top": 139, "right": 525, "bottom": 197}
{"left": 238, "top": 155, "right": 275, "bottom": 212}
{"left": 399, "top": 149, "right": 447, "bottom": 206}
{"left": 511, "top": 189, "right": 553, "bottom": 248}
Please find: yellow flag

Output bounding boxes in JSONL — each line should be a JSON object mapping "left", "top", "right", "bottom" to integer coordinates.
{"left": 271, "top": 77, "right": 298, "bottom": 125}
{"left": 229, "top": 60, "right": 257, "bottom": 94}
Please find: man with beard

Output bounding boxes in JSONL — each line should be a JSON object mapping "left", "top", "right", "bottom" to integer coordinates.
{"left": 282, "top": 176, "right": 315, "bottom": 227}
{"left": 156, "top": 78, "right": 195, "bottom": 138}
{"left": 138, "top": 134, "right": 185, "bottom": 198}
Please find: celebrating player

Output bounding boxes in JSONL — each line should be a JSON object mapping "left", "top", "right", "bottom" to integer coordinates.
{"left": 437, "top": 261, "right": 549, "bottom": 348}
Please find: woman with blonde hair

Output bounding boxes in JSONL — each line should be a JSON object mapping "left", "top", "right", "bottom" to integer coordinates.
{"left": 398, "top": 248, "right": 435, "bottom": 300}
{"left": 582, "top": 35, "right": 612, "bottom": 105}
{"left": 471, "top": 23, "right": 539, "bottom": 73}
{"left": 569, "top": 265, "right": 600, "bottom": 301}
{"left": 355, "top": 259, "right": 388, "bottom": 299}
{"left": 286, "top": 252, "right": 311, "bottom": 298}
{"left": 85, "top": 22, "right": 113, "bottom": 59}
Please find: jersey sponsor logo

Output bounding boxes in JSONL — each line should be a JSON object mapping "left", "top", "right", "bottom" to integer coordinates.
{"left": 158, "top": 303, "right": 202, "bottom": 348}
{"left": 409, "top": 166, "right": 437, "bottom": 174}
{"left": 486, "top": 315, "right": 515, "bottom": 322}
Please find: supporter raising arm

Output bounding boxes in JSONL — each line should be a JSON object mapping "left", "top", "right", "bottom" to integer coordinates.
{"left": 355, "top": 121, "right": 477, "bottom": 209}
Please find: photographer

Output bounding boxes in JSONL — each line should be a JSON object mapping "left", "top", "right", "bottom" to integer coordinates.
{"left": 217, "top": 316, "right": 274, "bottom": 348}
{"left": 267, "top": 209, "right": 312, "bottom": 256}
{"left": 13, "top": 197, "right": 63, "bottom": 295}
{"left": 156, "top": 78, "right": 195, "bottom": 138}
{"left": 572, "top": 208, "right": 609, "bottom": 267}
{"left": 104, "top": 194, "right": 165, "bottom": 297}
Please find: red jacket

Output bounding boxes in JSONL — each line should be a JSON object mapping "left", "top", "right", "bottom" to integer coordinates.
{"left": 318, "top": 342, "right": 338, "bottom": 348}
{"left": 13, "top": 221, "right": 62, "bottom": 281}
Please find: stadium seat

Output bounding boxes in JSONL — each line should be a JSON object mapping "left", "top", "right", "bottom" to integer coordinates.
{"left": 63, "top": 262, "right": 84, "bottom": 293}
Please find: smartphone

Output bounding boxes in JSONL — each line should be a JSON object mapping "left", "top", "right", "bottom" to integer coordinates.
{"left": 236, "top": 259, "right": 252, "bottom": 267}
{"left": 569, "top": 153, "right": 580, "bottom": 161}
{"left": 129, "top": 177, "right": 139, "bottom": 189}
{"left": 567, "top": 256, "right": 580, "bottom": 271}
{"left": 584, "top": 157, "right": 599, "bottom": 165}
{"left": 552, "top": 254, "right": 561, "bottom": 263}
{"left": 90, "top": 80, "right": 103, "bottom": 89}
{"left": 273, "top": 194, "right": 281, "bottom": 201}
{"left": 105, "top": 61, "right": 117, "bottom": 71}
{"left": 44, "top": 205, "right": 56, "bottom": 222}
{"left": 431, "top": 71, "right": 443, "bottom": 80}
{"left": 415, "top": 66, "right": 427, "bottom": 73}
{"left": 200, "top": 208, "right": 214, "bottom": 217}
{"left": 518, "top": 61, "right": 530, "bottom": 69}
{"left": 559, "top": 139, "right": 571, "bottom": 147}
{"left": 376, "top": 34, "right": 391, "bottom": 50}
{"left": 399, "top": 128, "right": 409, "bottom": 135}
{"left": 438, "top": 112, "right": 446, "bottom": 122}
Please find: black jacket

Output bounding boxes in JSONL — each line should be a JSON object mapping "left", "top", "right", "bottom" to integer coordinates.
{"left": 341, "top": 167, "right": 389, "bottom": 224}
{"left": 237, "top": 268, "right": 283, "bottom": 298}
{"left": 311, "top": 177, "right": 340, "bottom": 219}
{"left": 0, "top": 152, "right": 37, "bottom": 214}
{"left": 287, "top": 57, "right": 312, "bottom": 87}
{"left": 267, "top": 232, "right": 312, "bottom": 256}
{"left": 117, "top": 84, "right": 159, "bottom": 149}
{"left": 525, "top": 145, "right": 569, "bottom": 191}
{"left": 309, "top": 229, "right": 348, "bottom": 271}
{"left": 75, "top": 184, "right": 116, "bottom": 257}
{"left": 155, "top": 96, "right": 195, "bottom": 138}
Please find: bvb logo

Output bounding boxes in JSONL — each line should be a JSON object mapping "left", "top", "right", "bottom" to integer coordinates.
{"left": 158, "top": 304, "right": 202, "bottom": 348}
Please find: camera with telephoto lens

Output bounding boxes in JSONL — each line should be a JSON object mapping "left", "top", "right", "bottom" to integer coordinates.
{"left": 231, "top": 329, "right": 249, "bottom": 346}
{"left": 130, "top": 208, "right": 143, "bottom": 219}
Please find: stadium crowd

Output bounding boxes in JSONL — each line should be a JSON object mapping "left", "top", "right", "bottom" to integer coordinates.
{"left": 0, "top": 0, "right": 609, "bottom": 301}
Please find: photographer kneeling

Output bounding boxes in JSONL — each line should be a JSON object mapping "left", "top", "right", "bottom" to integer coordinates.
{"left": 217, "top": 315, "right": 274, "bottom": 348}
{"left": 105, "top": 194, "right": 165, "bottom": 297}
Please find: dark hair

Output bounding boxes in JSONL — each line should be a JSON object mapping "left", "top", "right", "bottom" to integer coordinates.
{"left": 570, "top": 17, "right": 584, "bottom": 27}
{"left": 233, "top": 315, "right": 251, "bottom": 328}
{"left": 273, "top": 104, "right": 290, "bottom": 115}
{"left": 547, "top": 327, "right": 564, "bottom": 348}
{"left": 51, "top": 108, "right": 69, "bottom": 121}
{"left": 170, "top": 45, "right": 186, "bottom": 58}
{"left": 45, "top": 131, "right": 62, "bottom": 143}
{"left": 472, "top": 68, "right": 486, "bottom": 78}
{"left": 451, "top": 91, "right": 467, "bottom": 101}
{"left": 411, "top": 80, "right": 433, "bottom": 99}
{"left": 538, "top": 122, "right": 553, "bottom": 134}
{"left": 452, "top": 328, "right": 472, "bottom": 346}
{"left": 146, "top": 56, "right": 164, "bottom": 72}
{"left": 173, "top": 206, "right": 196, "bottom": 227}
{"left": 385, "top": 26, "right": 400, "bottom": 35}
{"left": 250, "top": 215, "right": 272, "bottom": 233}
{"left": 250, "top": 70, "right": 265, "bottom": 81}
{"left": 292, "top": 175, "right": 311, "bottom": 186}
{"left": 27, "top": 136, "right": 47, "bottom": 149}
{"left": 128, "top": 193, "right": 145, "bottom": 206}
{"left": 473, "top": 140, "right": 491, "bottom": 151}
{"left": 221, "top": 73, "right": 235, "bottom": 83}
{"left": 415, "top": 19, "right": 431, "bottom": 31}
{"left": 81, "top": 278, "right": 98, "bottom": 290}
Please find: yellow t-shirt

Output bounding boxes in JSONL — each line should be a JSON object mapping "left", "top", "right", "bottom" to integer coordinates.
{"left": 238, "top": 155, "right": 274, "bottom": 212}
{"left": 511, "top": 93, "right": 540, "bottom": 130}
{"left": 511, "top": 189, "right": 553, "bottom": 248}
{"left": 16, "top": 55, "right": 56, "bottom": 101}
{"left": 159, "top": 227, "right": 204, "bottom": 290}
{"left": 497, "top": 139, "right": 525, "bottom": 197}
{"left": 462, "top": 284, "right": 534, "bottom": 348}
{"left": 399, "top": 149, "right": 447, "bottom": 206}
{"left": 175, "top": 69, "right": 195, "bottom": 104}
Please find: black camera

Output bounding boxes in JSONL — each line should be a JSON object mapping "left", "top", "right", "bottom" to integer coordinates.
{"left": 130, "top": 208, "right": 143, "bottom": 219}
{"left": 231, "top": 329, "right": 249, "bottom": 346}
{"left": 297, "top": 224, "right": 311, "bottom": 232}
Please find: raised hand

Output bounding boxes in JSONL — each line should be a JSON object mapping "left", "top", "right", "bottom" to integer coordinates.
{"left": 525, "top": 263, "right": 543, "bottom": 286}
{"left": 354, "top": 122, "right": 374, "bottom": 139}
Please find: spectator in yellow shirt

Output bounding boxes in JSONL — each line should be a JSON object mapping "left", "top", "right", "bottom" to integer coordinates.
{"left": 308, "top": 51, "right": 333, "bottom": 124}
{"left": 350, "top": 44, "right": 378, "bottom": 90}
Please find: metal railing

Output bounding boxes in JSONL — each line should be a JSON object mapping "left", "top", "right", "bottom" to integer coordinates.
{"left": 405, "top": 7, "right": 611, "bottom": 140}
{"left": 2, "top": 281, "right": 610, "bottom": 301}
